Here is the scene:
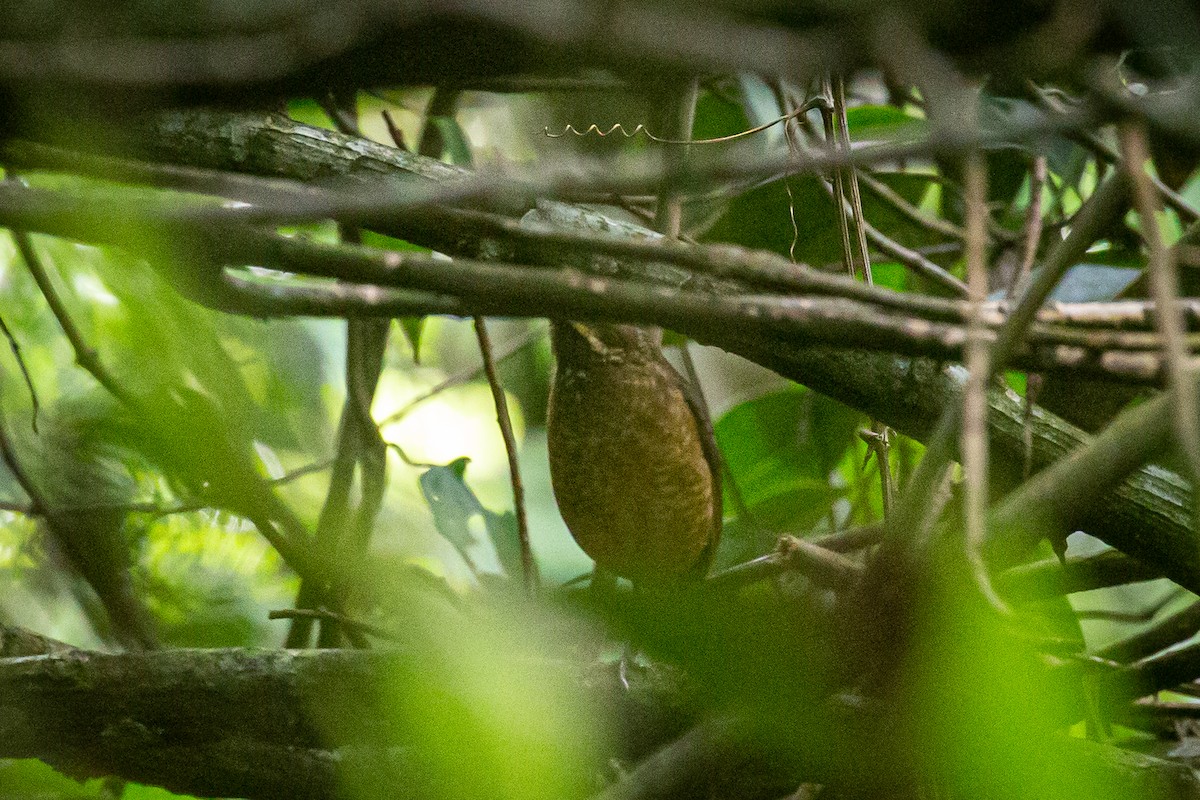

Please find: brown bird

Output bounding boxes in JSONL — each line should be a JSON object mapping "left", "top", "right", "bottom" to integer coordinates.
{"left": 547, "top": 322, "right": 721, "bottom": 585}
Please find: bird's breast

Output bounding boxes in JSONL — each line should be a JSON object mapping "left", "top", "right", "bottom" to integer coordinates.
{"left": 547, "top": 363, "right": 716, "bottom": 584}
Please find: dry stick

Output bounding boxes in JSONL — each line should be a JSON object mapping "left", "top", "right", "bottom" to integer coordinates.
{"left": 214, "top": 221, "right": 1200, "bottom": 380}
{"left": 861, "top": 216, "right": 970, "bottom": 296}
{"left": 705, "top": 524, "right": 884, "bottom": 591}
{"left": 855, "top": 169, "right": 970, "bottom": 242}
{"left": 822, "top": 75, "right": 857, "bottom": 281}
{"left": 1014, "top": 154, "right": 1048, "bottom": 294}
{"left": 832, "top": 75, "right": 896, "bottom": 520}
{"left": 706, "top": 534, "right": 863, "bottom": 591}
{"left": 834, "top": 75, "right": 873, "bottom": 288}
{"left": 961, "top": 151, "right": 1008, "bottom": 611}
{"left": 1120, "top": 122, "right": 1200, "bottom": 531}
{"left": 219, "top": 244, "right": 1199, "bottom": 375}
{"left": 473, "top": 318, "right": 538, "bottom": 593}
{"left": 1015, "top": 154, "right": 1048, "bottom": 479}
{"left": 814, "top": 171, "right": 969, "bottom": 296}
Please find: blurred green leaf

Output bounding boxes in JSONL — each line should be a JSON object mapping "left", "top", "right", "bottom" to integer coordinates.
{"left": 122, "top": 783, "right": 203, "bottom": 800}
{"left": 432, "top": 116, "right": 474, "bottom": 166}
{"left": 400, "top": 316, "right": 427, "bottom": 363}
{"left": 484, "top": 509, "right": 524, "bottom": 582}
{"left": 716, "top": 386, "right": 863, "bottom": 534}
{"left": 734, "top": 74, "right": 781, "bottom": 149}
{"left": 845, "top": 104, "right": 927, "bottom": 140}
{"left": 0, "top": 759, "right": 110, "bottom": 798}
{"left": 420, "top": 459, "right": 483, "bottom": 552}
{"left": 695, "top": 84, "right": 754, "bottom": 140}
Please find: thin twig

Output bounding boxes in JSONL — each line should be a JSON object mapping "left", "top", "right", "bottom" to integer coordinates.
{"left": 834, "top": 76, "right": 893, "bottom": 521}
{"left": 473, "top": 317, "right": 538, "bottom": 594}
{"left": 706, "top": 534, "right": 863, "bottom": 591}
{"left": 962, "top": 150, "right": 1008, "bottom": 612}
{"left": 269, "top": 460, "right": 335, "bottom": 486}
{"left": 11, "top": 229, "right": 133, "bottom": 405}
{"left": 834, "top": 75, "right": 873, "bottom": 287}
{"left": 822, "top": 75, "right": 856, "bottom": 281}
{"left": 377, "top": 329, "right": 542, "bottom": 429}
{"left": 855, "top": 168, "right": 968, "bottom": 242}
{"left": 816, "top": 175, "right": 970, "bottom": 295}
{"left": 858, "top": 425, "right": 893, "bottom": 518}
{"left": 381, "top": 108, "right": 408, "bottom": 151}
{"left": 1011, "top": 154, "right": 1047, "bottom": 296}
{"left": 1120, "top": 121, "right": 1200, "bottom": 527}
{"left": 0, "top": 312, "right": 39, "bottom": 431}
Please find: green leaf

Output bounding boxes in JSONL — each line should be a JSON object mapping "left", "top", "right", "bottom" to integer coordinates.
{"left": 703, "top": 175, "right": 841, "bottom": 264}
{"left": 484, "top": 509, "right": 525, "bottom": 581}
{"left": 0, "top": 759, "right": 111, "bottom": 798}
{"left": 123, "top": 785, "right": 203, "bottom": 800}
{"left": 844, "top": 104, "right": 927, "bottom": 140}
{"left": 716, "top": 386, "right": 864, "bottom": 532}
{"left": 400, "top": 316, "right": 427, "bottom": 363}
{"left": 695, "top": 82, "right": 755, "bottom": 142}
{"left": 419, "top": 459, "right": 484, "bottom": 551}
{"left": 432, "top": 116, "right": 474, "bottom": 167}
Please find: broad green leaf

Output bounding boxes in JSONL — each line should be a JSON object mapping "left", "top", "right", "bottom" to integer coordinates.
{"left": 844, "top": 104, "right": 927, "bottom": 140}
{"left": 716, "top": 386, "right": 863, "bottom": 533}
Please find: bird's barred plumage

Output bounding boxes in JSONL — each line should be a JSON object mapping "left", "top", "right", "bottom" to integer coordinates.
{"left": 547, "top": 322, "right": 721, "bottom": 584}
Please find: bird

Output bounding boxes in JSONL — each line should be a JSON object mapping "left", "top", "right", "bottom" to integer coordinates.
{"left": 546, "top": 321, "right": 722, "bottom": 586}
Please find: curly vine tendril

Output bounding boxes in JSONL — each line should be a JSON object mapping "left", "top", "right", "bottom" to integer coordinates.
{"left": 542, "top": 102, "right": 825, "bottom": 145}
